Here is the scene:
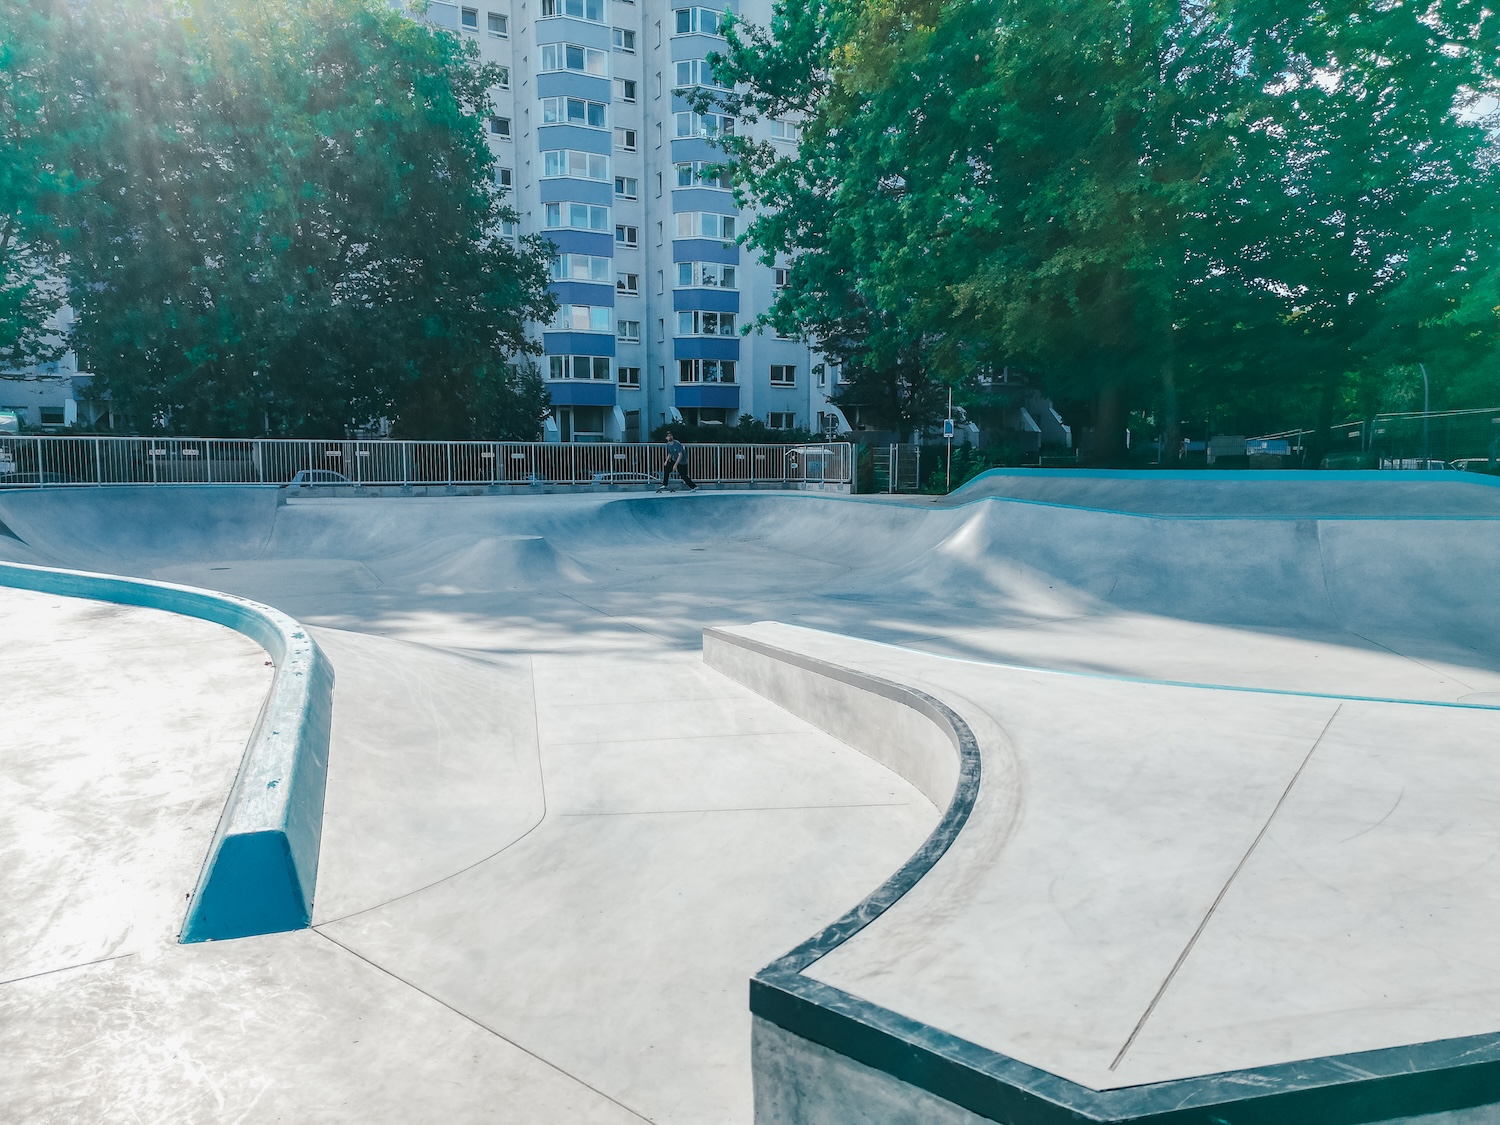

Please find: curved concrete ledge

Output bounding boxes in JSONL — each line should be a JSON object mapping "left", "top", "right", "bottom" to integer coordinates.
{"left": 706, "top": 625, "right": 1500, "bottom": 1125}
{"left": 0, "top": 560, "right": 333, "bottom": 943}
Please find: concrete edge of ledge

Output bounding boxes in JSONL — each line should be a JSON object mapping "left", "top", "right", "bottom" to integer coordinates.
{"left": 0, "top": 560, "right": 333, "bottom": 944}
{"left": 702, "top": 625, "right": 1500, "bottom": 1125}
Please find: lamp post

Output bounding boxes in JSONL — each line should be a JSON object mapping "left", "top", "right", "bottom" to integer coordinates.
{"left": 1419, "top": 363, "right": 1430, "bottom": 469}
{"left": 944, "top": 387, "right": 954, "bottom": 492}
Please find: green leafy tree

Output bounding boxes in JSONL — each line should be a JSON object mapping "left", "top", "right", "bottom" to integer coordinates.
{"left": 1185, "top": 0, "right": 1500, "bottom": 465}
{"left": 48, "top": 0, "right": 554, "bottom": 437}
{"left": 0, "top": 0, "right": 75, "bottom": 369}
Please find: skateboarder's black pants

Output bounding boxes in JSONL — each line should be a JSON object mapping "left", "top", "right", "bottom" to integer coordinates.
{"left": 661, "top": 460, "right": 695, "bottom": 489}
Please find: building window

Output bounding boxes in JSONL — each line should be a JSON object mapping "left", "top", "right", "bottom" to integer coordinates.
{"left": 770, "top": 364, "right": 796, "bottom": 386}
{"left": 541, "top": 97, "right": 607, "bottom": 128}
{"left": 487, "top": 11, "right": 508, "bottom": 36}
{"left": 495, "top": 66, "right": 511, "bottom": 90}
{"left": 553, "top": 304, "right": 613, "bottom": 331}
{"left": 675, "top": 161, "right": 731, "bottom": 189}
{"left": 833, "top": 363, "right": 847, "bottom": 383}
{"left": 814, "top": 363, "right": 826, "bottom": 388}
{"left": 618, "top": 366, "right": 642, "bottom": 387}
{"left": 673, "top": 7, "right": 724, "bottom": 36}
{"left": 674, "top": 211, "right": 736, "bottom": 240}
{"left": 615, "top": 176, "right": 639, "bottom": 199}
{"left": 461, "top": 6, "right": 479, "bottom": 31}
{"left": 773, "top": 267, "right": 790, "bottom": 289}
{"left": 768, "top": 412, "right": 796, "bottom": 429}
{"left": 674, "top": 261, "right": 736, "bottom": 288}
{"left": 488, "top": 116, "right": 511, "bottom": 138}
{"left": 616, "top": 272, "right": 640, "bottom": 295}
{"left": 548, "top": 355, "right": 613, "bottom": 380}
{"left": 676, "top": 310, "right": 736, "bottom": 336}
{"left": 613, "top": 28, "right": 636, "bottom": 51}
{"left": 541, "top": 149, "right": 610, "bottom": 181}
{"left": 615, "top": 127, "right": 637, "bottom": 151}
{"left": 544, "top": 202, "right": 610, "bottom": 231}
{"left": 496, "top": 167, "right": 513, "bottom": 190}
{"left": 549, "top": 253, "right": 613, "bottom": 282}
{"left": 770, "top": 119, "right": 801, "bottom": 142}
{"left": 539, "top": 43, "right": 609, "bottom": 76}
{"left": 615, "top": 224, "right": 638, "bottom": 247}
{"left": 616, "top": 77, "right": 637, "bottom": 102}
{"left": 617, "top": 319, "right": 641, "bottom": 341}
{"left": 39, "top": 406, "right": 66, "bottom": 425}
{"left": 677, "top": 358, "right": 736, "bottom": 383}
{"left": 540, "top": 0, "right": 605, "bottom": 21}
{"left": 673, "top": 59, "right": 729, "bottom": 90}
{"left": 674, "top": 111, "right": 733, "bottom": 139}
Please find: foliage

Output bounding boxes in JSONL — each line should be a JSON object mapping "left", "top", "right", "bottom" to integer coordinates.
{"left": 12, "top": 0, "right": 554, "bottom": 437}
{"left": 0, "top": 0, "right": 73, "bottom": 368}
{"left": 706, "top": 0, "right": 1500, "bottom": 464}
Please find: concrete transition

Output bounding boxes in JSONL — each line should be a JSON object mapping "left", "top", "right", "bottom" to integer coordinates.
{"left": 2, "top": 469, "right": 1499, "bottom": 1124}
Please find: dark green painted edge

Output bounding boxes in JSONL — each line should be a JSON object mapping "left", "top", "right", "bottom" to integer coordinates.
{"left": 727, "top": 630, "right": 1500, "bottom": 1124}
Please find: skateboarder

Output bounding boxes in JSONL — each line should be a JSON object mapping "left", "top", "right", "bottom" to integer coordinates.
{"left": 658, "top": 432, "right": 697, "bottom": 492}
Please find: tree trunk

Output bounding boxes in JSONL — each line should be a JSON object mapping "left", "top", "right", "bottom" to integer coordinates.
{"left": 1158, "top": 356, "right": 1180, "bottom": 467}
{"left": 1086, "top": 382, "right": 1130, "bottom": 467}
{"left": 1302, "top": 372, "right": 1342, "bottom": 469}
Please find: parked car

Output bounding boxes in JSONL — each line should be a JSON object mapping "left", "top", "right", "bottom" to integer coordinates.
{"left": 281, "top": 469, "right": 352, "bottom": 488}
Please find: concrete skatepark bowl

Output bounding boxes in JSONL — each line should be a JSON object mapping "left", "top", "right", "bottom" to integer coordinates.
{"left": 2, "top": 468, "right": 1500, "bottom": 1124}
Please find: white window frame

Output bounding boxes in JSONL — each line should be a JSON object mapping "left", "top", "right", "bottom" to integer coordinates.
{"left": 544, "top": 202, "right": 611, "bottom": 232}
{"left": 549, "top": 253, "right": 613, "bottom": 282}
{"left": 615, "top": 127, "right": 637, "bottom": 151}
{"left": 676, "top": 310, "right": 736, "bottom": 336}
{"left": 674, "top": 211, "right": 736, "bottom": 240}
{"left": 672, "top": 6, "right": 724, "bottom": 36}
{"left": 677, "top": 358, "right": 736, "bottom": 384}
{"left": 541, "top": 149, "right": 611, "bottom": 181}
{"left": 613, "top": 28, "right": 636, "bottom": 52}
{"left": 770, "top": 364, "right": 796, "bottom": 386}
{"left": 540, "top": 96, "right": 608, "bottom": 129}
{"left": 674, "top": 261, "right": 737, "bottom": 288}
{"left": 461, "top": 6, "right": 479, "bottom": 32}
{"left": 615, "top": 224, "right": 639, "bottom": 247}
{"left": 614, "top": 175, "right": 639, "bottom": 199}
{"left": 487, "top": 11, "right": 508, "bottom": 36}
{"left": 539, "top": 43, "right": 609, "bottom": 76}
{"left": 553, "top": 304, "right": 613, "bottom": 332}
{"left": 548, "top": 354, "right": 613, "bottom": 380}
{"left": 540, "top": 0, "right": 606, "bottom": 22}
{"left": 616, "top": 272, "right": 640, "bottom": 295}
{"left": 618, "top": 365, "right": 642, "bottom": 387}
{"left": 617, "top": 319, "right": 641, "bottom": 341}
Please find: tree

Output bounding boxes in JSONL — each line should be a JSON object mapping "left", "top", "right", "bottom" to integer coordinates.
{"left": 1185, "top": 0, "right": 1500, "bottom": 465}
{"left": 0, "top": 0, "right": 74, "bottom": 369}
{"left": 45, "top": 0, "right": 555, "bottom": 437}
{"left": 708, "top": 0, "right": 1500, "bottom": 464}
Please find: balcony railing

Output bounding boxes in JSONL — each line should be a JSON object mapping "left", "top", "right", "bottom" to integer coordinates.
{"left": 0, "top": 436, "right": 854, "bottom": 489}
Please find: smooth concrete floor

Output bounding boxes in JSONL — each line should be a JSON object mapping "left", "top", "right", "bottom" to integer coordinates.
{"left": 2, "top": 479, "right": 1498, "bottom": 1122}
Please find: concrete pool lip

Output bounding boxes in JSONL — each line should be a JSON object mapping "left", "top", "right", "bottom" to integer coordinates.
{"left": 0, "top": 559, "right": 333, "bottom": 944}
{"left": 715, "top": 623, "right": 1500, "bottom": 1125}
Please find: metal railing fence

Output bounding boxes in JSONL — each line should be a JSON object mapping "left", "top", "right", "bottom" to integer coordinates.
{"left": 0, "top": 436, "right": 853, "bottom": 489}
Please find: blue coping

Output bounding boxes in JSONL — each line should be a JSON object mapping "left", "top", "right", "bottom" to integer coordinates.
{"left": 537, "top": 123, "right": 613, "bottom": 154}
{"left": 549, "top": 280, "right": 616, "bottom": 306}
{"left": 539, "top": 177, "right": 615, "bottom": 207}
{"left": 962, "top": 467, "right": 1500, "bottom": 484}
{"left": 721, "top": 626, "right": 1500, "bottom": 1123}
{"left": 0, "top": 560, "right": 333, "bottom": 944}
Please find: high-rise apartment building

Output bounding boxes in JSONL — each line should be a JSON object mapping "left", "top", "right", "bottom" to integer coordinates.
{"left": 418, "top": 0, "right": 848, "bottom": 442}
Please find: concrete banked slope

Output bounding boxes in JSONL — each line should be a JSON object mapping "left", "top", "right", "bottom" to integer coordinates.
{"left": 1, "top": 470, "right": 1498, "bottom": 1125}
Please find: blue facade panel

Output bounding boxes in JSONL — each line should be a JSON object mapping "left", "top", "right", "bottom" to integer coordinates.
{"left": 674, "top": 337, "right": 740, "bottom": 361}
{"left": 550, "top": 280, "right": 616, "bottom": 306}
{"left": 534, "top": 17, "right": 613, "bottom": 49}
{"left": 670, "top": 34, "right": 728, "bottom": 62}
{"left": 544, "top": 331, "right": 617, "bottom": 356}
{"left": 670, "top": 138, "right": 724, "bottom": 165}
{"left": 672, "top": 238, "right": 739, "bottom": 264}
{"left": 672, "top": 187, "right": 737, "bottom": 215}
{"left": 538, "top": 125, "right": 613, "bottom": 154}
{"left": 540, "top": 178, "right": 615, "bottom": 207}
{"left": 549, "top": 381, "right": 618, "bottom": 406}
{"left": 537, "top": 71, "right": 612, "bottom": 102}
{"left": 673, "top": 288, "right": 740, "bottom": 313}
{"left": 546, "top": 229, "right": 615, "bottom": 256}
{"left": 674, "top": 383, "right": 741, "bottom": 410}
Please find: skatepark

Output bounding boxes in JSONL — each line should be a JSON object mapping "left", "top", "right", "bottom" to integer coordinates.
{"left": 4, "top": 469, "right": 1500, "bottom": 1124}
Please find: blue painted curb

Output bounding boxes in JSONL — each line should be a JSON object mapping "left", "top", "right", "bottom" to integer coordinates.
{"left": 0, "top": 560, "right": 333, "bottom": 943}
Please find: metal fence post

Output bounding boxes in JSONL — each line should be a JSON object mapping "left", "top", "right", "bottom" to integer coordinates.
{"left": 95, "top": 437, "right": 102, "bottom": 486}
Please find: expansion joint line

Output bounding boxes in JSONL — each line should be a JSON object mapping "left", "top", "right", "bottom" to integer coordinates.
{"left": 1109, "top": 705, "right": 1343, "bottom": 1072}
